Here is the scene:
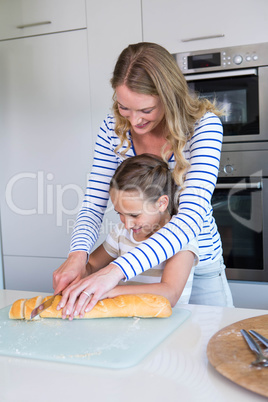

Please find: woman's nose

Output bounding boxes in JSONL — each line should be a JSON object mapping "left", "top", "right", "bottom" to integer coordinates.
{"left": 129, "top": 112, "right": 142, "bottom": 126}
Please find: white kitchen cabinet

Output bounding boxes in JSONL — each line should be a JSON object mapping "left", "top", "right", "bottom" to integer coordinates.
{"left": 142, "top": 0, "right": 268, "bottom": 54}
{"left": 86, "top": 0, "right": 143, "bottom": 136}
{"left": 3, "top": 255, "right": 64, "bottom": 292}
{"left": 0, "top": 0, "right": 86, "bottom": 40}
{"left": 85, "top": 0, "right": 143, "bottom": 248}
{"left": 0, "top": 29, "right": 92, "bottom": 262}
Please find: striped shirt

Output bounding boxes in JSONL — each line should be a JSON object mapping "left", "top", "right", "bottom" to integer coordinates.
{"left": 103, "top": 222, "right": 199, "bottom": 305}
{"left": 70, "top": 112, "right": 223, "bottom": 280}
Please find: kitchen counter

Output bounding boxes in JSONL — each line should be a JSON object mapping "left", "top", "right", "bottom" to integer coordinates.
{"left": 0, "top": 289, "right": 267, "bottom": 402}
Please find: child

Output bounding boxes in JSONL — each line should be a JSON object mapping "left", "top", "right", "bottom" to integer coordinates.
{"left": 79, "top": 153, "right": 198, "bottom": 315}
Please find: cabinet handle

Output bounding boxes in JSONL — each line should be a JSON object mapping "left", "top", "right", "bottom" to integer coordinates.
{"left": 181, "top": 34, "right": 224, "bottom": 43}
{"left": 17, "top": 21, "right": 52, "bottom": 29}
{"left": 185, "top": 68, "right": 258, "bottom": 81}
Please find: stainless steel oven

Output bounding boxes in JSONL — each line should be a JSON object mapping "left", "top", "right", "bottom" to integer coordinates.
{"left": 175, "top": 43, "right": 268, "bottom": 282}
{"left": 175, "top": 43, "right": 268, "bottom": 147}
{"left": 215, "top": 149, "right": 268, "bottom": 281}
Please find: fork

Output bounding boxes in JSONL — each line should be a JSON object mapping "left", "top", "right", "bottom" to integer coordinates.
{"left": 240, "top": 329, "right": 268, "bottom": 367}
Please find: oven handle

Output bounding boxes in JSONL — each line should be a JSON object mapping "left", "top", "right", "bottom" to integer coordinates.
{"left": 185, "top": 68, "right": 258, "bottom": 81}
{"left": 215, "top": 182, "right": 262, "bottom": 190}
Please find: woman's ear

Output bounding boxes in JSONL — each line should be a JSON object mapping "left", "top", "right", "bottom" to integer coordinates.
{"left": 157, "top": 195, "right": 169, "bottom": 212}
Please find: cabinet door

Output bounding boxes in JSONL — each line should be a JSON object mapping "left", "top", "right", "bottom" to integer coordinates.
{"left": 3, "top": 255, "right": 65, "bottom": 292}
{"left": 86, "top": 0, "right": 143, "bottom": 249}
{"left": 0, "top": 0, "right": 86, "bottom": 40}
{"left": 86, "top": 0, "right": 142, "bottom": 135}
{"left": 0, "top": 29, "right": 92, "bottom": 259}
{"left": 142, "top": 0, "right": 268, "bottom": 53}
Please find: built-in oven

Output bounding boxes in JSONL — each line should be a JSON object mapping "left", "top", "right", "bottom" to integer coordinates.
{"left": 175, "top": 42, "right": 268, "bottom": 146}
{"left": 175, "top": 43, "right": 268, "bottom": 282}
{"left": 214, "top": 149, "right": 268, "bottom": 281}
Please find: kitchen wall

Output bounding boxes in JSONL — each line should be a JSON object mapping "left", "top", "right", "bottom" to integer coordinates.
{"left": 0, "top": 0, "right": 267, "bottom": 308}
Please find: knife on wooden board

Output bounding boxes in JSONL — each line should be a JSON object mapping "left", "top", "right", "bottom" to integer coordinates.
{"left": 30, "top": 293, "right": 61, "bottom": 320}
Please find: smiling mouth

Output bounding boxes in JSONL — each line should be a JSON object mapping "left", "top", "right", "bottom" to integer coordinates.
{"left": 132, "top": 228, "right": 142, "bottom": 233}
{"left": 135, "top": 121, "right": 149, "bottom": 129}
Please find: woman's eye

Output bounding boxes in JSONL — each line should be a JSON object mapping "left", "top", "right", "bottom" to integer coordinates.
{"left": 118, "top": 105, "right": 128, "bottom": 111}
{"left": 142, "top": 109, "right": 153, "bottom": 114}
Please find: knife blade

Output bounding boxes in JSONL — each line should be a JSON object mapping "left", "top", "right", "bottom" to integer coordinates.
{"left": 249, "top": 330, "right": 268, "bottom": 348}
{"left": 30, "top": 293, "right": 61, "bottom": 320}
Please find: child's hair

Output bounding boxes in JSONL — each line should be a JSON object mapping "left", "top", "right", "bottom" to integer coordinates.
{"left": 109, "top": 154, "right": 178, "bottom": 215}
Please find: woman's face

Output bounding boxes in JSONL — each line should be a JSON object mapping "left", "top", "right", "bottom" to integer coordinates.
{"left": 110, "top": 188, "right": 168, "bottom": 242}
{"left": 115, "top": 85, "right": 165, "bottom": 135}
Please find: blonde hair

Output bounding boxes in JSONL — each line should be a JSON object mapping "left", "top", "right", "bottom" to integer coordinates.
{"left": 110, "top": 154, "right": 178, "bottom": 216}
{"left": 110, "top": 42, "right": 222, "bottom": 188}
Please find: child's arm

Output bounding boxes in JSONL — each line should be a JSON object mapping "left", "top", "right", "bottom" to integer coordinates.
{"left": 86, "top": 245, "right": 115, "bottom": 275}
{"left": 105, "top": 250, "right": 194, "bottom": 307}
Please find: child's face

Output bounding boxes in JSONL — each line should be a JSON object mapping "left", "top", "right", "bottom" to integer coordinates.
{"left": 110, "top": 189, "right": 169, "bottom": 241}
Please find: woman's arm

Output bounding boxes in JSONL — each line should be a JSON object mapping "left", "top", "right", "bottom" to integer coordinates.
{"left": 104, "top": 250, "right": 195, "bottom": 308}
{"left": 111, "top": 113, "right": 223, "bottom": 280}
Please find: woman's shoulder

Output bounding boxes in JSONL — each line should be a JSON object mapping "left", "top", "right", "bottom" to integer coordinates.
{"left": 196, "top": 111, "right": 223, "bottom": 128}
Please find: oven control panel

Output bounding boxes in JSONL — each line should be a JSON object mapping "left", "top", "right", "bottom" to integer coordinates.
{"left": 219, "top": 157, "right": 237, "bottom": 177}
{"left": 175, "top": 42, "right": 268, "bottom": 74}
{"left": 218, "top": 149, "right": 268, "bottom": 178}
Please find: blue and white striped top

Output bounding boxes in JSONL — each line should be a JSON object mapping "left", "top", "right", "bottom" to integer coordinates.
{"left": 70, "top": 112, "right": 223, "bottom": 280}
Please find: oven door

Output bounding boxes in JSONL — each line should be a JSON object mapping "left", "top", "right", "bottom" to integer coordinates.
{"left": 212, "top": 177, "right": 268, "bottom": 281}
{"left": 186, "top": 66, "right": 268, "bottom": 143}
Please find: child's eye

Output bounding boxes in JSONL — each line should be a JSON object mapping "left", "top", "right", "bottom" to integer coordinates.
{"left": 130, "top": 214, "right": 139, "bottom": 218}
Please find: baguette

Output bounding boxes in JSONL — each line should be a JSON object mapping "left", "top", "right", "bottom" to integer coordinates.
{"left": 41, "top": 294, "right": 172, "bottom": 319}
{"left": 9, "top": 294, "right": 172, "bottom": 319}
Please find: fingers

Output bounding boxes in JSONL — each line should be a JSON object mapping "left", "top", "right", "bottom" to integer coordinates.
{"left": 57, "top": 264, "right": 124, "bottom": 320}
{"left": 69, "top": 291, "right": 93, "bottom": 320}
{"left": 61, "top": 278, "right": 95, "bottom": 319}
{"left": 53, "top": 271, "right": 69, "bottom": 295}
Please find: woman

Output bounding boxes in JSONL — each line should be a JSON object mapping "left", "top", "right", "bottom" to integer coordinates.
{"left": 54, "top": 42, "right": 233, "bottom": 317}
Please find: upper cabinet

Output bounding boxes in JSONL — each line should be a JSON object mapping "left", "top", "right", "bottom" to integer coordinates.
{"left": 85, "top": 0, "right": 143, "bottom": 137}
{"left": 142, "top": 0, "right": 268, "bottom": 54}
{"left": 0, "top": 0, "right": 86, "bottom": 40}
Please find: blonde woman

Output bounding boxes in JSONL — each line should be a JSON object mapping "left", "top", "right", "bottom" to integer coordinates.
{"left": 54, "top": 42, "right": 233, "bottom": 317}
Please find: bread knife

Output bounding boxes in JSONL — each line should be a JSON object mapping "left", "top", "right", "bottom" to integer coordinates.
{"left": 30, "top": 293, "right": 61, "bottom": 320}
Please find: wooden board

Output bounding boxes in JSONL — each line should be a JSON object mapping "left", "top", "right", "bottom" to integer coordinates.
{"left": 207, "top": 314, "right": 268, "bottom": 398}
{"left": 0, "top": 305, "right": 190, "bottom": 369}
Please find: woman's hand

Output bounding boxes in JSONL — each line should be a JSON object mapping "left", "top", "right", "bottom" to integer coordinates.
{"left": 53, "top": 251, "right": 88, "bottom": 294}
{"left": 58, "top": 263, "right": 125, "bottom": 320}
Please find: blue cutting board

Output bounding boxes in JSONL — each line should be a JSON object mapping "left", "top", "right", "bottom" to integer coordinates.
{"left": 0, "top": 305, "right": 190, "bottom": 369}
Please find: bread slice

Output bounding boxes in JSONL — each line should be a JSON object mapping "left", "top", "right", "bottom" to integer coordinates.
{"left": 9, "top": 298, "right": 27, "bottom": 319}
{"left": 24, "top": 296, "right": 44, "bottom": 320}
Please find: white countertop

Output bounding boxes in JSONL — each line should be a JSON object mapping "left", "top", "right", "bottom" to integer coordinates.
{"left": 0, "top": 289, "right": 267, "bottom": 402}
